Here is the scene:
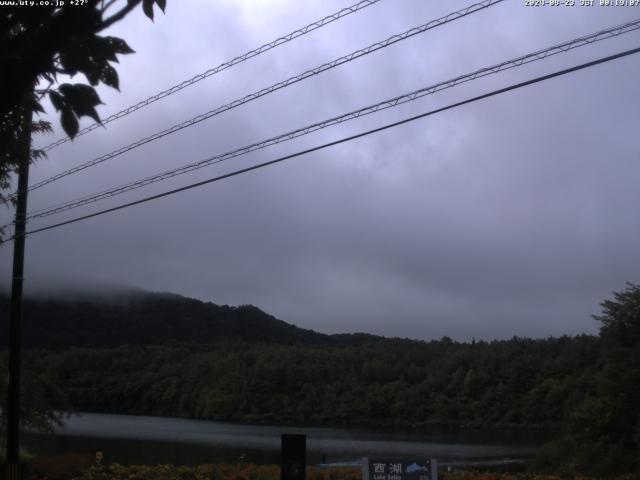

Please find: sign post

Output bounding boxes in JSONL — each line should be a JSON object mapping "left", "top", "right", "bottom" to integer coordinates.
{"left": 281, "top": 434, "right": 306, "bottom": 480}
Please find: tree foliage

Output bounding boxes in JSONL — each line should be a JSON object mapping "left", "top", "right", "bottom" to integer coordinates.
{"left": 535, "top": 283, "right": 640, "bottom": 476}
{"left": 0, "top": 356, "right": 69, "bottom": 438}
{"left": 595, "top": 282, "right": 640, "bottom": 347}
{"left": 0, "top": 0, "right": 167, "bottom": 437}
{"left": 0, "top": 0, "right": 166, "bottom": 211}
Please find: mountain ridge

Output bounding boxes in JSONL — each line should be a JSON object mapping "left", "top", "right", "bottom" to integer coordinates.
{"left": 0, "top": 288, "right": 349, "bottom": 350}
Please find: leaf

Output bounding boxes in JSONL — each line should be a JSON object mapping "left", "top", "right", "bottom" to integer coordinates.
{"left": 142, "top": 0, "right": 154, "bottom": 20}
{"left": 58, "top": 84, "right": 103, "bottom": 123}
{"left": 31, "top": 98, "right": 45, "bottom": 114}
{"left": 100, "top": 64, "right": 119, "bottom": 90}
{"left": 59, "top": 83, "right": 102, "bottom": 109}
{"left": 31, "top": 120, "right": 52, "bottom": 135}
{"left": 104, "top": 36, "right": 135, "bottom": 55}
{"left": 58, "top": 41, "right": 85, "bottom": 76}
{"left": 60, "top": 109, "right": 79, "bottom": 138}
{"left": 83, "top": 106, "right": 101, "bottom": 124}
{"left": 30, "top": 149, "right": 47, "bottom": 162}
{"left": 49, "top": 91, "right": 65, "bottom": 111}
{"left": 83, "top": 62, "right": 101, "bottom": 86}
{"left": 97, "top": 38, "right": 118, "bottom": 62}
{"left": 155, "top": 0, "right": 166, "bottom": 12}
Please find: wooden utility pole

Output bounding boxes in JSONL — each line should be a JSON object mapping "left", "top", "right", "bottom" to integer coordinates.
{"left": 5, "top": 103, "right": 33, "bottom": 480}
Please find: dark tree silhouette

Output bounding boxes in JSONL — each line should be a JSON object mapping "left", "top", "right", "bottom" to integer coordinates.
{"left": 534, "top": 283, "right": 640, "bottom": 476}
{"left": 0, "top": 0, "right": 167, "bottom": 442}
{"left": 0, "top": 0, "right": 166, "bottom": 212}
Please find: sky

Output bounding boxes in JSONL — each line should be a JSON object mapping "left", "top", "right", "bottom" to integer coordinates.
{"left": 1, "top": 0, "right": 639, "bottom": 340}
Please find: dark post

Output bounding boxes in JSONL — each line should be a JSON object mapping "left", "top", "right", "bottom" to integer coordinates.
{"left": 5, "top": 104, "right": 32, "bottom": 480}
{"left": 281, "top": 434, "right": 306, "bottom": 480}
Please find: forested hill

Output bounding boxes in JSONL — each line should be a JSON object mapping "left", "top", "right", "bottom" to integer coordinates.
{"left": 0, "top": 290, "right": 333, "bottom": 349}
{"left": 2, "top": 284, "right": 638, "bottom": 476}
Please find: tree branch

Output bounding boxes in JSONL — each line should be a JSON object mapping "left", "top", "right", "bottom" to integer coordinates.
{"left": 100, "top": 0, "right": 119, "bottom": 15}
{"left": 35, "top": 81, "right": 53, "bottom": 99}
{"left": 99, "top": 0, "right": 142, "bottom": 31}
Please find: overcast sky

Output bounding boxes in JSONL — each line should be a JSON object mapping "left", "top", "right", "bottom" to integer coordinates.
{"left": 1, "top": 0, "right": 639, "bottom": 340}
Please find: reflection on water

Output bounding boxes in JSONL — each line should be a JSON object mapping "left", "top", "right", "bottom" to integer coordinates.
{"left": 23, "top": 412, "right": 549, "bottom": 466}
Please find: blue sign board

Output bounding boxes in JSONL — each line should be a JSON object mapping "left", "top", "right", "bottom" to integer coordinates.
{"left": 362, "top": 458, "right": 437, "bottom": 480}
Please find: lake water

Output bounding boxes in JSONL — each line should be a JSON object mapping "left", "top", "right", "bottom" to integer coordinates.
{"left": 23, "top": 412, "right": 548, "bottom": 467}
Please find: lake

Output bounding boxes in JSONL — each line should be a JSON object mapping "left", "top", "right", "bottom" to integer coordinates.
{"left": 23, "top": 412, "right": 549, "bottom": 467}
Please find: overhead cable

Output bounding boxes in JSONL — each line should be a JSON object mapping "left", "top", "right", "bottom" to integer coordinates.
{"left": 24, "top": 17, "right": 640, "bottom": 221}
{"left": 28, "top": 0, "right": 503, "bottom": 192}
{"left": 40, "top": 0, "right": 385, "bottom": 152}
{"left": 16, "top": 45, "right": 640, "bottom": 239}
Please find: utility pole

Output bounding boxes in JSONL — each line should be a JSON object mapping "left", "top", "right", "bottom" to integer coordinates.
{"left": 5, "top": 102, "right": 32, "bottom": 480}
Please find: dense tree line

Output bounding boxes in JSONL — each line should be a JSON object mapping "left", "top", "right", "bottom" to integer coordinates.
{"left": 13, "top": 336, "right": 601, "bottom": 429}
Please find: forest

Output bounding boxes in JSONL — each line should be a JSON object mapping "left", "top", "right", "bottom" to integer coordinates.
{"left": 13, "top": 336, "right": 600, "bottom": 428}
{"left": 1, "top": 284, "right": 639, "bottom": 475}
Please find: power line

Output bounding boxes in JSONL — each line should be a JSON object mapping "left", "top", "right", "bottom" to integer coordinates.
{"left": 40, "top": 0, "right": 385, "bottom": 152}
{"left": 17, "top": 46, "right": 640, "bottom": 240}
{"left": 28, "top": 0, "right": 503, "bottom": 193}
{"left": 23, "top": 17, "right": 640, "bottom": 222}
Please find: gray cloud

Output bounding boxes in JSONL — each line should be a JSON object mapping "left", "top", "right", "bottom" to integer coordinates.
{"left": 2, "top": 0, "right": 638, "bottom": 340}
